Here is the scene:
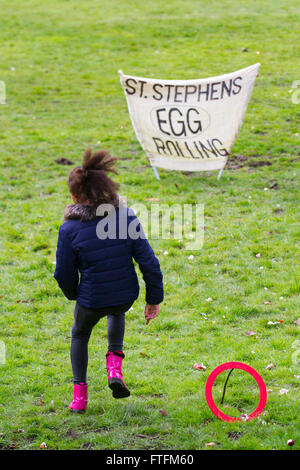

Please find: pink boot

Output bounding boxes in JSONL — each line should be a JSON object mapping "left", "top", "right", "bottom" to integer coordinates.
{"left": 69, "top": 383, "right": 88, "bottom": 413}
{"left": 106, "top": 351, "right": 130, "bottom": 399}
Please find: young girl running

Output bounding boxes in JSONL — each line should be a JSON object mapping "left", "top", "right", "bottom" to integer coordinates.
{"left": 54, "top": 148, "right": 163, "bottom": 412}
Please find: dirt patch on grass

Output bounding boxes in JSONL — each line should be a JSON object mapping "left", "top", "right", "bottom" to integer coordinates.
{"left": 227, "top": 430, "right": 244, "bottom": 441}
{"left": 225, "top": 155, "right": 248, "bottom": 170}
{"left": 0, "top": 440, "right": 18, "bottom": 450}
{"left": 55, "top": 157, "right": 74, "bottom": 165}
{"left": 226, "top": 154, "right": 272, "bottom": 171}
{"left": 66, "top": 429, "right": 81, "bottom": 439}
{"left": 248, "top": 160, "right": 272, "bottom": 167}
{"left": 81, "top": 442, "right": 94, "bottom": 449}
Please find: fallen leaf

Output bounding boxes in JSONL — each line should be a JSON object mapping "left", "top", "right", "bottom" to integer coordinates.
{"left": 266, "top": 363, "right": 275, "bottom": 370}
{"left": 193, "top": 363, "right": 206, "bottom": 371}
{"left": 279, "top": 388, "right": 289, "bottom": 395}
{"left": 205, "top": 442, "right": 216, "bottom": 447}
{"left": 293, "top": 318, "right": 300, "bottom": 326}
{"left": 264, "top": 301, "right": 271, "bottom": 305}
{"left": 40, "top": 442, "right": 47, "bottom": 449}
{"left": 9, "top": 443, "right": 18, "bottom": 449}
{"left": 245, "top": 330, "right": 255, "bottom": 336}
{"left": 139, "top": 352, "right": 150, "bottom": 358}
{"left": 159, "top": 409, "right": 167, "bottom": 416}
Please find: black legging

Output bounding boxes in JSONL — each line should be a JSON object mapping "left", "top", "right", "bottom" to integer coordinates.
{"left": 71, "top": 301, "right": 134, "bottom": 384}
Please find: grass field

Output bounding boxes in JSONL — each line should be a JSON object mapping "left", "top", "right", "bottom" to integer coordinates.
{"left": 0, "top": 0, "right": 299, "bottom": 451}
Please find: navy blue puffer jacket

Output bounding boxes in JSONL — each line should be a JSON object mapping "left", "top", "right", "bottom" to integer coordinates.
{"left": 54, "top": 204, "right": 164, "bottom": 308}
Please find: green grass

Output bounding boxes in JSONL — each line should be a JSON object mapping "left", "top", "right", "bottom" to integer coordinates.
{"left": 0, "top": 0, "right": 299, "bottom": 451}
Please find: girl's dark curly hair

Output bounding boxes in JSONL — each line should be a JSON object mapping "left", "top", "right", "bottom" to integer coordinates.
{"left": 67, "top": 148, "right": 120, "bottom": 207}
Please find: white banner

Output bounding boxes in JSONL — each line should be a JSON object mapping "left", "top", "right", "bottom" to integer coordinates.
{"left": 119, "top": 64, "right": 260, "bottom": 173}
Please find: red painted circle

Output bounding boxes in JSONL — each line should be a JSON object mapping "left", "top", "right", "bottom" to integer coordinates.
{"left": 205, "top": 362, "right": 267, "bottom": 422}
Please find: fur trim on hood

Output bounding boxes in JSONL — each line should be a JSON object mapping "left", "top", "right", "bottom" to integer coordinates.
{"left": 64, "top": 195, "right": 126, "bottom": 222}
{"left": 64, "top": 204, "right": 98, "bottom": 222}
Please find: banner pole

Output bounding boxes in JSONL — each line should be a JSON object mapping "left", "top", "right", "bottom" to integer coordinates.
{"left": 146, "top": 151, "right": 160, "bottom": 180}
{"left": 217, "top": 168, "right": 224, "bottom": 180}
{"left": 152, "top": 166, "right": 160, "bottom": 180}
{"left": 217, "top": 158, "right": 228, "bottom": 180}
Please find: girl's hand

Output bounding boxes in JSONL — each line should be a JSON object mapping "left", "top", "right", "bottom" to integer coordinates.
{"left": 144, "top": 304, "right": 159, "bottom": 325}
